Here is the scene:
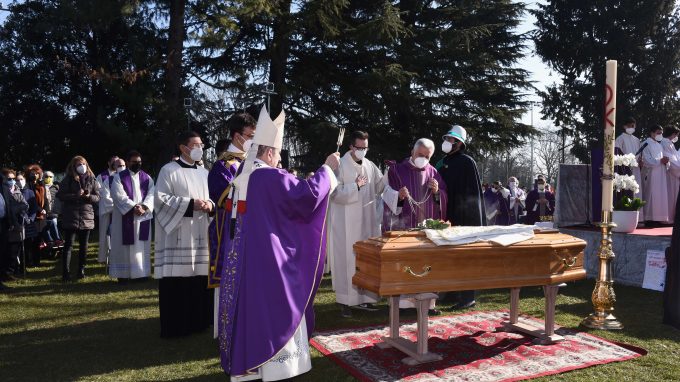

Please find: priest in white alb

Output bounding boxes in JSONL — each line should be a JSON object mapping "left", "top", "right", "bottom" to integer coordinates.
{"left": 96, "top": 156, "right": 122, "bottom": 263}
{"left": 155, "top": 131, "right": 215, "bottom": 337}
{"left": 641, "top": 124, "right": 669, "bottom": 226}
{"left": 109, "top": 151, "right": 154, "bottom": 281}
{"left": 615, "top": 117, "right": 644, "bottom": 217}
{"left": 329, "top": 130, "right": 384, "bottom": 318}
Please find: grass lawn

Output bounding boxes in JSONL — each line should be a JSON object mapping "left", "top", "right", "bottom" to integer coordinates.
{"left": 2, "top": 242, "right": 680, "bottom": 382}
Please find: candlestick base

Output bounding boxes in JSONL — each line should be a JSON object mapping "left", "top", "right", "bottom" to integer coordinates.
{"left": 581, "top": 311, "right": 624, "bottom": 330}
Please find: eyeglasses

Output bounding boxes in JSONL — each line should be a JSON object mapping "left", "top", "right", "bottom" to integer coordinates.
{"left": 353, "top": 146, "right": 368, "bottom": 151}
{"left": 186, "top": 143, "right": 205, "bottom": 149}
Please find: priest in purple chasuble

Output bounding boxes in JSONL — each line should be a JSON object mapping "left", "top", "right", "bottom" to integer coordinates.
{"left": 381, "top": 138, "right": 447, "bottom": 231}
{"left": 218, "top": 106, "right": 339, "bottom": 381}
{"left": 154, "top": 131, "right": 215, "bottom": 338}
{"left": 95, "top": 156, "right": 120, "bottom": 263}
{"left": 381, "top": 138, "right": 446, "bottom": 313}
{"left": 208, "top": 112, "right": 256, "bottom": 338}
{"left": 109, "top": 151, "right": 154, "bottom": 280}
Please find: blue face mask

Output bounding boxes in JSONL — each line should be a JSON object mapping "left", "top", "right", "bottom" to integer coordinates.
{"left": 5, "top": 179, "right": 16, "bottom": 188}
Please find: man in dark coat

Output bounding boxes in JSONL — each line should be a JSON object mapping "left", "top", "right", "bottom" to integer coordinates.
{"left": 435, "top": 125, "right": 486, "bottom": 309}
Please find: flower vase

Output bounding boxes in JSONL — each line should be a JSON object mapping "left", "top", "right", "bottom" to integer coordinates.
{"left": 611, "top": 210, "right": 639, "bottom": 233}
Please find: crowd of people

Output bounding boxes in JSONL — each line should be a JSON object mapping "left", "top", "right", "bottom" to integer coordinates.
{"left": 11, "top": 106, "right": 659, "bottom": 382}
{"left": 615, "top": 117, "right": 680, "bottom": 227}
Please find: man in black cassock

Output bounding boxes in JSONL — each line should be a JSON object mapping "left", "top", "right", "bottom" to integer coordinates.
{"left": 664, "top": 190, "right": 680, "bottom": 329}
{"left": 435, "top": 125, "right": 486, "bottom": 309}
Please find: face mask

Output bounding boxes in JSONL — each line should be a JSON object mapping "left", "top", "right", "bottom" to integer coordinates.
{"left": 655, "top": 134, "right": 663, "bottom": 142}
{"left": 116, "top": 166, "right": 126, "bottom": 173}
{"left": 129, "top": 164, "right": 141, "bottom": 173}
{"left": 18, "top": 180, "right": 26, "bottom": 189}
{"left": 509, "top": 181, "right": 517, "bottom": 188}
{"left": 441, "top": 141, "right": 452, "bottom": 153}
{"left": 353, "top": 148, "right": 367, "bottom": 160}
{"left": 625, "top": 128, "right": 635, "bottom": 135}
{"left": 242, "top": 139, "right": 253, "bottom": 153}
{"left": 538, "top": 184, "right": 545, "bottom": 192}
{"left": 491, "top": 188, "right": 498, "bottom": 193}
{"left": 673, "top": 137, "right": 679, "bottom": 144}
{"left": 76, "top": 164, "right": 87, "bottom": 175}
{"left": 413, "top": 157, "right": 429, "bottom": 169}
{"left": 5, "top": 179, "right": 16, "bottom": 188}
{"left": 44, "top": 178, "right": 53, "bottom": 186}
{"left": 189, "top": 147, "right": 203, "bottom": 162}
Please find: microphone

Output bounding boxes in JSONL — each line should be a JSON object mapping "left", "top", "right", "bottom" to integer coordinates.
{"left": 634, "top": 142, "right": 649, "bottom": 156}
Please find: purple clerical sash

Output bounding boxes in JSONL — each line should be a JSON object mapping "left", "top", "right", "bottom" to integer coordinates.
{"left": 99, "top": 170, "right": 114, "bottom": 187}
{"left": 119, "top": 170, "right": 151, "bottom": 245}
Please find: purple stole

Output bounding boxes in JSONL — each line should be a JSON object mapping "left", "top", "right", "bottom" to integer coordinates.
{"left": 99, "top": 170, "right": 114, "bottom": 187}
{"left": 119, "top": 169, "right": 151, "bottom": 245}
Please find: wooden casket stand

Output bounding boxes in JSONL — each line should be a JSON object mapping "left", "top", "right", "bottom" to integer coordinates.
{"left": 352, "top": 230, "right": 587, "bottom": 365}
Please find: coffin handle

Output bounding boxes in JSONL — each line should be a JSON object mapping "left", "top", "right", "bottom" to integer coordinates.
{"left": 562, "top": 257, "right": 577, "bottom": 268}
{"left": 403, "top": 265, "right": 432, "bottom": 278}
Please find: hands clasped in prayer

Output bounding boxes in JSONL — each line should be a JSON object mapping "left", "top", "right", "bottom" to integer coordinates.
{"left": 193, "top": 199, "right": 213, "bottom": 213}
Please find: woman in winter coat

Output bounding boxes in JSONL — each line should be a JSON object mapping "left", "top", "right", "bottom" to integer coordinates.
{"left": 56, "top": 156, "right": 100, "bottom": 281}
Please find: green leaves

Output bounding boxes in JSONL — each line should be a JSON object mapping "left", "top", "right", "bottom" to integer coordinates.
{"left": 614, "top": 196, "right": 646, "bottom": 211}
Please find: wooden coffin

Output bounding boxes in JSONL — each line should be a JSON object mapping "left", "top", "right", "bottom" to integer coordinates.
{"left": 352, "top": 230, "right": 587, "bottom": 296}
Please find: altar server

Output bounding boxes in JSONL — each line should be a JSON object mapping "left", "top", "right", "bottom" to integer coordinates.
{"left": 218, "top": 106, "right": 339, "bottom": 381}
{"left": 154, "top": 131, "right": 214, "bottom": 337}
{"left": 641, "top": 125, "right": 669, "bottom": 226}
{"left": 109, "top": 151, "right": 154, "bottom": 280}
{"left": 662, "top": 126, "right": 680, "bottom": 222}
{"left": 615, "top": 117, "right": 644, "bottom": 214}
{"left": 329, "top": 130, "right": 385, "bottom": 318}
{"left": 507, "top": 176, "right": 526, "bottom": 224}
{"left": 95, "top": 156, "right": 120, "bottom": 263}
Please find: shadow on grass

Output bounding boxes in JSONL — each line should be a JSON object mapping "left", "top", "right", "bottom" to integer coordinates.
{"left": 0, "top": 317, "right": 223, "bottom": 382}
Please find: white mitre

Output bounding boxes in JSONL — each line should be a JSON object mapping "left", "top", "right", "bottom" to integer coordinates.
{"left": 230, "top": 106, "right": 286, "bottom": 209}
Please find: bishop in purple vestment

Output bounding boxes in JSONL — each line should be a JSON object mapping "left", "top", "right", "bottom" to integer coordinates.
{"left": 218, "top": 106, "right": 340, "bottom": 380}
{"left": 382, "top": 138, "right": 447, "bottom": 231}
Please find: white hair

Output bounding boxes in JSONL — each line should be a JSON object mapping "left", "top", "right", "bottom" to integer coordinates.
{"left": 413, "top": 138, "right": 435, "bottom": 153}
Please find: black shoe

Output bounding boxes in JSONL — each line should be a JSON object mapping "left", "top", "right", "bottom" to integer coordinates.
{"left": 428, "top": 309, "right": 442, "bottom": 316}
{"left": 354, "top": 303, "right": 379, "bottom": 312}
{"left": 453, "top": 300, "right": 476, "bottom": 310}
{"left": 0, "top": 282, "right": 12, "bottom": 291}
{"left": 77, "top": 271, "right": 85, "bottom": 280}
{"left": 62, "top": 274, "right": 71, "bottom": 282}
{"left": 340, "top": 305, "right": 352, "bottom": 318}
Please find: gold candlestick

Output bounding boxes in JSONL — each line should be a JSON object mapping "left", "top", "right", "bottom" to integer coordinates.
{"left": 580, "top": 210, "right": 623, "bottom": 330}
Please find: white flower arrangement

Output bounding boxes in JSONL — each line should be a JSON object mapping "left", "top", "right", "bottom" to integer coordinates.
{"left": 613, "top": 153, "right": 638, "bottom": 167}
{"left": 613, "top": 173, "right": 640, "bottom": 194}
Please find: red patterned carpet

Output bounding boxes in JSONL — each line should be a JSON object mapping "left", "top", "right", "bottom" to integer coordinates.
{"left": 311, "top": 311, "right": 645, "bottom": 382}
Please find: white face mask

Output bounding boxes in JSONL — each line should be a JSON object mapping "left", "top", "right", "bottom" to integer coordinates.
{"left": 116, "top": 166, "right": 126, "bottom": 173}
{"left": 441, "top": 141, "right": 452, "bottom": 154}
{"left": 353, "top": 148, "right": 367, "bottom": 160}
{"left": 538, "top": 185, "right": 545, "bottom": 192}
{"left": 189, "top": 147, "right": 203, "bottom": 162}
{"left": 673, "top": 137, "right": 678, "bottom": 143}
{"left": 509, "top": 181, "right": 517, "bottom": 188}
{"left": 625, "top": 128, "right": 635, "bottom": 135}
{"left": 18, "top": 180, "right": 26, "bottom": 189}
{"left": 76, "top": 164, "right": 87, "bottom": 175}
{"left": 491, "top": 188, "right": 498, "bottom": 193}
{"left": 242, "top": 139, "right": 253, "bottom": 153}
{"left": 655, "top": 134, "right": 663, "bottom": 142}
{"left": 413, "top": 157, "right": 429, "bottom": 169}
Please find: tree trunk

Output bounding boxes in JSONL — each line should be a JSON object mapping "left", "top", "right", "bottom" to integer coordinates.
{"left": 158, "top": 0, "right": 186, "bottom": 171}
{"left": 267, "top": 0, "right": 292, "bottom": 117}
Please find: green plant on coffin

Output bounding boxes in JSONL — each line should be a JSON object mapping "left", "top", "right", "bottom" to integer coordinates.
{"left": 614, "top": 196, "right": 646, "bottom": 211}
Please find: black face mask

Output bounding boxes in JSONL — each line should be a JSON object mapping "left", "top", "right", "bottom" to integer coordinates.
{"left": 129, "top": 163, "right": 142, "bottom": 173}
